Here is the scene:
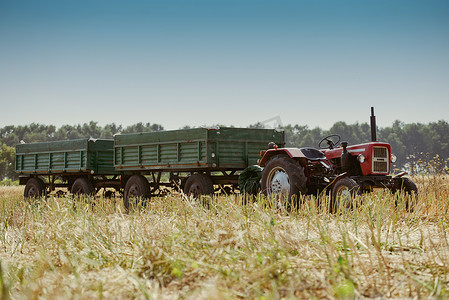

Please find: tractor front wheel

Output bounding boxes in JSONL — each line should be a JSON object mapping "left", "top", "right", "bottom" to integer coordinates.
{"left": 394, "top": 177, "right": 418, "bottom": 211}
{"left": 331, "top": 177, "right": 360, "bottom": 213}
{"left": 396, "top": 177, "right": 418, "bottom": 194}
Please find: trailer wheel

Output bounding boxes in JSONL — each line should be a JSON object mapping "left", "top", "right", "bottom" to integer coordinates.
{"left": 124, "top": 175, "right": 151, "bottom": 211}
{"left": 71, "top": 177, "right": 95, "bottom": 196}
{"left": 331, "top": 177, "right": 360, "bottom": 213}
{"left": 24, "top": 177, "right": 46, "bottom": 199}
{"left": 183, "top": 174, "right": 214, "bottom": 198}
{"left": 261, "top": 156, "right": 307, "bottom": 210}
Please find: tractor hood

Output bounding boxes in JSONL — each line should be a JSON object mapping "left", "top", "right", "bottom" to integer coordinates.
{"left": 322, "top": 142, "right": 393, "bottom": 175}
{"left": 321, "top": 142, "right": 391, "bottom": 159}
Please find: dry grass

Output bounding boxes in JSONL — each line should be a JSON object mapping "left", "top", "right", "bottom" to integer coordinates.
{"left": 1, "top": 177, "right": 448, "bottom": 299}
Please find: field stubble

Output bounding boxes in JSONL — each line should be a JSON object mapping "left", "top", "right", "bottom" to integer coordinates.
{"left": 0, "top": 175, "right": 448, "bottom": 299}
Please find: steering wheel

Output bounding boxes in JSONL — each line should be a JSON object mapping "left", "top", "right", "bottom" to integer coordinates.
{"left": 319, "top": 134, "right": 341, "bottom": 149}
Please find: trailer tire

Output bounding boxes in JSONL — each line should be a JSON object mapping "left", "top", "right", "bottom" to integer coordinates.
{"left": 261, "top": 156, "right": 307, "bottom": 211}
{"left": 24, "top": 177, "right": 46, "bottom": 199}
{"left": 184, "top": 173, "right": 214, "bottom": 198}
{"left": 71, "top": 177, "right": 95, "bottom": 196}
{"left": 331, "top": 177, "right": 360, "bottom": 213}
{"left": 124, "top": 175, "right": 151, "bottom": 211}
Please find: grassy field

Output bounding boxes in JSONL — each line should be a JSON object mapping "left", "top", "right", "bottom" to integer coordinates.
{"left": 1, "top": 175, "right": 448, "bottom": 299}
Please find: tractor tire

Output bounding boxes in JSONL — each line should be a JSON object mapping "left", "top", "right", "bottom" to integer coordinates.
{"left": 397, "top": 177, "right": 418, "bottom": 194}
{"left": 331, "top": 177, "right": 360, "bottom": 213}
{"left": 183, "top": 173, "right": 214, "bottom": 198}
{"left": 394, "top": 177, "right": 418, "bottom": 211}
{"left": 71, "top": 177, "right": 95, "bottom": 196}
{"left": 261, "top": 155, "right": 307, "bottom": 210}
{"left": 24, "top": 177, "right": 46, "bottom": 199}
{"left": 124, "top": 175, "right": 151, "bottom": 211}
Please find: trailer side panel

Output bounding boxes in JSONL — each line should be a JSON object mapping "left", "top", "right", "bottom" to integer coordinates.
{"left": 114, "top": 127, "right": 284, "bottom": 172}
{"left": 15, "top": 139, "right": 117, "bottom": 175}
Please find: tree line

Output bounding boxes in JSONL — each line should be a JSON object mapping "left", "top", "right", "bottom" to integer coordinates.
{"left": 1, "top": 120, "right": 448, "bottom": 180}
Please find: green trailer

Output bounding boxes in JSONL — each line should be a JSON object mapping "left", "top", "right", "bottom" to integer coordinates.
{"left": 16, "top": 127, "right": 284, "bottom": 207}
{"left": 114, "top": 127, "right": 282, "bottom": 171}
{"left": 16, "top": 138, "right": 120, "bottom": 198}
{"left": 115, "top": 127, "right": 284, "bottom": 207}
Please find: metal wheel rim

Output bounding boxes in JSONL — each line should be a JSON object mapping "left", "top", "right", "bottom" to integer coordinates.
{"left": 266, "top": 167, "right": 290, "bottom": 197}
{"left": 335, "top": 185, "right": 352, "bottom": 208}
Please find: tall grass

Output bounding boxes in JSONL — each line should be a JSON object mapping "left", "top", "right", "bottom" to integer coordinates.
{"left": 0, "top": 177, "right": 448, "bottom": 299}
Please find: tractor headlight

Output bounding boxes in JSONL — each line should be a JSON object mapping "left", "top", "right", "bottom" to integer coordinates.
{"left": 391, "top": 154, "right": 397, "bottom": 163}
{"left": 357, "top": 154, "right": 365, "bottom": 163}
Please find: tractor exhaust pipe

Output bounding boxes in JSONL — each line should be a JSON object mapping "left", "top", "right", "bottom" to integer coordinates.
{"left": 370, "top": 107, "right": 377, "bottom": 142}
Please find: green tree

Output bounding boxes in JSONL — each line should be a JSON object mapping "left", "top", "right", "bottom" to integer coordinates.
{"left": 122, "top": 122, "right": 164, "bottom": 134}
{"left": 0, "top": 143, "right": 16, "bottom": 180}
{"left": 100, "top": 123, "right": 123, "bottom": 139}
{"left": 283, "top": 124, "right": 323, "bottom": 148}
{"left": 0, "top": 125, "right": 19, "bottom": 146}
{"left": 247, "top": 122, "right": 265, "bottom": 129}
{"left": 428, "top": 120, "right": 449, "bottom": 158}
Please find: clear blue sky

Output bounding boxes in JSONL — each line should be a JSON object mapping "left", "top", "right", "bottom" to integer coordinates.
{"left": 1, "top": 0, "right": 448, "bottom": 130}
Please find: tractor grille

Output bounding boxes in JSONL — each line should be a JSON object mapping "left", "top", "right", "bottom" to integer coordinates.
{"left": 372, "top": 146, "right": 389, "bottom": 173}
{"left": 373, "top": 147, "right": 387, "bottom": 158}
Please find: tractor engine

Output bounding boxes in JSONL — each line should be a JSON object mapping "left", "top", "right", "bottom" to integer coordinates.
{"left": 323, "top": 141, "right": 394, "bottom": 177}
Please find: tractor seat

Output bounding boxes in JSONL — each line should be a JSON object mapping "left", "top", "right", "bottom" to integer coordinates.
{"left": 300, "top": 147, "right": 327, "bottom": 161}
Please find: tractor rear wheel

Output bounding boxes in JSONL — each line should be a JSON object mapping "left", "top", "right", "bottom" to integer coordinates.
{"left": 24, "top": 177, "right": 46, "bottom": 199}
{"left": 124, "top": 175, "right": 151, "bottom": 211}
{"left": 331, "top": 177, "right": 360, "bottom": 213}
{"left": 261, "top": 156, "right": 307, "bottom": 211}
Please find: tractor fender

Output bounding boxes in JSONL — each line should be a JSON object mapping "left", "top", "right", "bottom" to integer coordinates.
{"left": 393, "top": 171, "right": 408, "bottom": 178}
{"left": 258, "top": 148, "right": 307, "bottom": 167}
{"left": 330, "top": 172, "right": 349, "bottom": 187}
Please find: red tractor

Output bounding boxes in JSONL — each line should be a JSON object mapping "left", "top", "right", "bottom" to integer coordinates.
{"left": 258, "top": 107, "right": 417, "bottom": 211}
